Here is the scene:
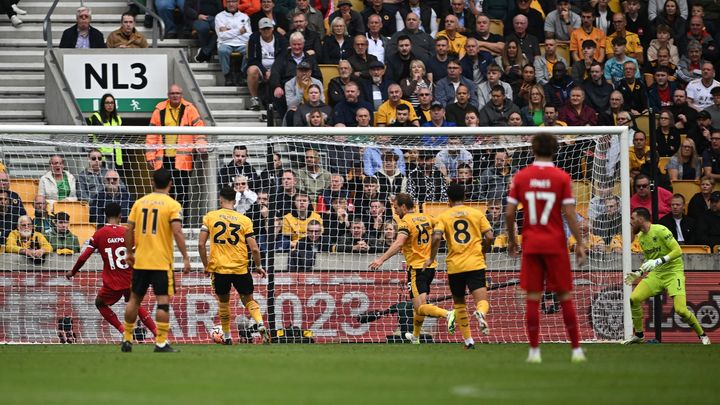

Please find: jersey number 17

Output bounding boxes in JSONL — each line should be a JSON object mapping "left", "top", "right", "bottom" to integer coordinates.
{"left": 524, "top": 191, "right": 556, "bottom": 225}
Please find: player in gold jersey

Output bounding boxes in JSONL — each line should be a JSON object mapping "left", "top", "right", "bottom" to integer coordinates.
{"left": 369, "top": 193, "right": 456, "bottom": 344}
{"left": 122, "top": 168, "right": 190, "bottom": 353}
{"left": 198, "top": 187, "right": 268, "bottom": 345}
{"left": 425, "top": 184, "right": 493, "bottom": 349}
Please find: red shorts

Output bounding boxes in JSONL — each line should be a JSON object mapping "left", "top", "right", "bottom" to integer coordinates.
{"left": 97, "top": 286, "right": 131, "bottom": 306}
{"left": 520, "top": 252, "right": 573, "bottom": 293}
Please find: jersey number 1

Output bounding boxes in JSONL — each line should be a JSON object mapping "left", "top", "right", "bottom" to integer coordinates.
{"left": 524, "top": 191, "right": 556, "bottom": 225}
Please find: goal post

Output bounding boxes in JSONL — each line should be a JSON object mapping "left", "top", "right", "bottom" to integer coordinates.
{"left": 0, "top": 125, "right": 632, "bottom": 344}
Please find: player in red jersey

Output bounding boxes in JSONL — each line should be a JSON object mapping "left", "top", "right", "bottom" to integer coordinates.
{"left": 505, "top": 134, "right": 587, "bottom": 364}
{"left": 65, "top": 202, "right": 157, "bottom": 337}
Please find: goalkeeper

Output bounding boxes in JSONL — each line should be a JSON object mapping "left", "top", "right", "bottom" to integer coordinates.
{"left": 623, "top": 207, "right": 710, "bottom": 345}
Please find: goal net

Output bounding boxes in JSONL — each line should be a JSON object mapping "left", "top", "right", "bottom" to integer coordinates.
{"left": 0, "top": 126, "right": 631, "bottom": 344}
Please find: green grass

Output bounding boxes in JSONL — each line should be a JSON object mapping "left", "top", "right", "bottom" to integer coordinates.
{"left": 1, "top": 343, "right": 717, "bottom": 405}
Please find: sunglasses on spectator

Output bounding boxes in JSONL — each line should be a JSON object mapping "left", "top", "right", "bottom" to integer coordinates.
{"left": 635, "top": 184, "right": 649, "bottom": 189}
{"left": 90, "top": 156, "right": 101, "bottom": 161}
{"left": 106, "top": 178, "right": 119, "bottom": 182}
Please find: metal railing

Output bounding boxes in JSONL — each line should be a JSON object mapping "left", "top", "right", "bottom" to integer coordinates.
{"left": 43, "top": 0, "right": 166, "bottom": 48}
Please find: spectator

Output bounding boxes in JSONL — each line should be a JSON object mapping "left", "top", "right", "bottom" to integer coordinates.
{"left": 668, "top": 138, "right": 702, "bottom": 181}
{"left": 567, "top": 218, "right": 606, "bottom": 253}
{"left": 333, "top": 81, "right": 374, "bottom": 127}
{"left": 361, "top": 0, "right": 396, "bottom": 37}
{"left": 389, "top": 104, "right": 415, "bottom": 127}
{"left": 604, "top": 36, "right": 640, "bottom": 85}
{"left": 287, "top": 11, "right": 321, "bottom": 60}
{"left": 414, "top": 87, "right": 434, "bottom": 125}
{"left": 446, "top": 0, "right": 475, "bottom": 34}
{"left": 406, "top": 150, "right": 446, "bottom": 203}
{"left": 702, "top": 129, "right": 720, "bottom": 182}
{"left": 361, "top": 61, "right": 393, "bottom": 110}
{"left": 544, "top": 0, "right": 580, "bottom": 43}
{"left": 421, "top": 100, "right": 457, "bottom": 130}
{"left": 648, "top": 66, "right": 680, "bottom": 112}
{"left": 389, "top": 12, "right": 435, "bottom": 61}
{"left": 90, "top": 170, "right": 132, "bottom": 224}
{"left": 375, "top": 151, "right": 407, "bottom": 202}
{"left": 615, "top": 61, "right": 648, "bottom": 116}
{"left": 246, "top": 190, "right": 274, "bottom": 251}
{"left": 629, "top": 129, "right": 649, "bottom": 178}
{"left": 582, "top": 61, "right": 614, "bottom": 113}
{"left": 327, "top": 0, "right": 364, "bottom": 37}
{"left": 245, "top": 18, "right": 288, "bottom": 111}
{"left": 471, "top": 13, "right": 505, "bottom": 56}
{"left": 622, "top": 0, "right": 651, "bottom": 46}
{"left": 271, "top": 32, "right": 322, "bottom": 119}
{"left": 0, "top": 172, "right": 26, "bottom": 216}
{"left": 106, "top": 12, "right": 148, "bottom": 48}
{"left": 327, "top": 61, "right": 354, "bottom": 107}
{"left": 6, "top": 215, "right": 53, "bottom": 264}
{"left": 687, "top": 176, "right": 715, "bottom": 220}
{"left": 186, "top": 0, "right": 223, "bottom": 62}
{"left": 630, "top": 173, "right": 673, "bottom": 218}
{"left": 703, "top": 87, "right": 720, "bottom": 129}
{"left": 598, "top": 90, "right": 627, "bottom": 126}
{"left": 605, "top": 13, "right": 643, "bottom": 64}
{"left": 32, "top": 195, "right": 53, "bottom": 234}
{"left": 337, "top": 219, "right": 373, "bottom": 253}
{"left": 364, "top": 13, "right": 388, "bottom": 62}
{"left": 365, "top": 200, "right": 391, "bottom": 239}
{"left": 296, "top": 149, "right": 332, "bottom": 201}
{"left": 544, "top": 62, "right": 575, "bottom": 108}
{"left": 479, "top": 150, "right": 514, "bottom": 201}
{"left": 494, "top": 39, "right": 526, "bottom": 86}
{"left": 282, "top": 193, "right": 323, "bottom": 249}
{"left": 649, "top": 0, "right": 689, "bottom": 22}
{"left": 0, "top": 190, "right": 22, "bottom": 246}
{"left": 397, "top": 60, "right": 431, "bottom": 108}
{"left": 445, "top": 84, "right": 479, "bottom": 125}
{"left": 323, "top": 137, "right": 363, "bottom": 180}
{"left": 258, "top": 153, "right": 283, "bottom": 191}
{"left": 376, "top": 84, "right": 419, "bottom": 126}
{"left": 593, "top": 195, "right": 622, "bottom": 245}
{"left": 434, "top": 59, "right": 478, "bottom": 109}
{"left": 676, "top": 40, "right": 704, "bottom": 84}
{"left": 656, "top": 110, "right": 682, "bottom": 157}
{"left": 294, "top": 84, "right": 332, "bottom": 127}
{"left": 646, "top": 24, "right": 679, "bottom": 65}
{"left": 77, "top": 149, "right": 112, "bottom": 202}
{"left": 155, "top": 0, "right": 189, "bottom": 39}
{"left": 559, "top": 86, "right": 597, "bottom": 126}
{"left": 520, "top": 84, "right": 546, "bottom": 126}
{"left": 455, "top": 163, "right": 481, "bottom": 201}
{"left": 318, "top": 174, "right": 349, "bottom": 209}
{"left": 321, "top": 17, "right": 355, "bottom": 64}
{"left": 659, "top": 194, "right": 697, "bottom": 245}
{"left": 387, "top": 35, "right": 426, "bottom": 84}
{"left": 570, "top": 7, "right": 606, "bottom": 63}
{"left": 284, "top": 61, "right": 324, "bottom": 125}
{"left": 683, "top": 15, "right": 718, "bottom": 62}
{"left": 695, "top": 191, "right": 720, "bottom": 247}
{"left": 288, "top": 219, "right": 333, "bottom": 271}
{"left": 541, "top": 104, "right": 566, "bottom": 127}
{"left": 59, "top": 7, "right": 106, "bottom": 48}
{"left": 2, "top": 0, "right": 24, "bottom": 27}
{"left": 686, "top": 62, "right": 719, "bottom": 112}
{"left": 434, "top": 136, "right": 472, "bottom": 183}
{"left": 38, "top": 155, "right": 77, "bottom": 202}
{"left": 355, "top": 177, "right": 381, "bottom": 220}
{"left": 345, "top": 35, "right": 377, "bottom": 81}
{"left": 476, "top": 63, "right": 512, "bottom": 110}
{"left": 485, "top": 199, "right": 505, "bottom": 238}
{"left": 217, "top": 145, "right": 257, "bottom": 189}
{"left": 505, "top": 14, "right": 540, "bottom": 61}
{"left": 291, "top": 0, "right": 323, "bottom": 36}
{"left": 46, "top": 212, "right": 81, "bottom": 254}
{"left": 593, "top": 0, "right": 612, "bottom": 34}
{"left": 478, "top": 85, "right": 521, "bottom": 126}
{"left": 461, "top": 37, "right": 495, "bottom": 89}
{"left": 145, "top": 84, "right": 207, "bottom": 210}
{"left": 436, "top": 14, "right": 466, "bottom": 59}
{"left": 425, "top": 37, "right": 452, "bottom": 83}
{"left": 271, "top": 169, "right": 298, "bottom": 218}
{"left": 215, "top": 0, "right": 252, "bottom": 86}
{"left": 671, "top": 88, "right": 699, "bottom": 135}
{"left": 250, "top": 0, "right": 289, "bottom": 35}
{"left": 534, "top": 38, "right": 568, "bottom": 86}
{"left": 320, "top": 196, "right": 351, "bottom": 241}
{"left": 230, "top": 175, "right": 257, "bottom": 214}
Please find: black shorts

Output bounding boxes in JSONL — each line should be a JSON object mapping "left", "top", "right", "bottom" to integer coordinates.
{"left": 132, "top": 269, "right": 175, "bottom": 297}
{"left": 407, "top": 267, "right": 436, "bottom": 299}
{"left": 448, "top": 269, "right": 487, "bottom": 298}
{"left": 211, "top": 273, "right": 254, "bottom": 296}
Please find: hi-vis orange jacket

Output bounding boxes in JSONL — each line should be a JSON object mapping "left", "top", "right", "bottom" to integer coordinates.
{"left": 146, "top": 99, "right": 207, "bottom": 171}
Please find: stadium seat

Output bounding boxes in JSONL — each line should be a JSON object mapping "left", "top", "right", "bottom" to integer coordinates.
{"left": 643, "top": 73, "right": 654, "bottom": 87}
{"left": 422, "top": 201, "right": 487, "bottom": 217}
{"left": 572, "top": 180, "right": 591, "bottom": 204}
{"left": 70, "top": 224, "right": 96, "bottom": 246}
{"left": 53, "top": 201, "right": 90, "bottom": 225}
{"left": 680, "top": 245, "right": 711, "bottom": 254}
{"left": 539, "top": 43, "right": 570, "bottom": 64}
{"left": 489, "top": 19, "right": 504, "bottom": 35}
{"left": 318, "top": 64, "right": 339, "bottom": 101}
{"left": 350, "top": 0, "right": 364, "bottom": 12}
{"left": 658, "top": 156, "right": 670, "bottom": 174}
{"left": 9, "top": 178, "right": 38, "bottom": 204}
{"left": 635, "top": 114, "right": 650, "bottom": 136}
{"left": 671, "top": 180, "right": 700, "bottom": 209}
{"left": 714, "top": 245, "right": 720, "bottom": 254}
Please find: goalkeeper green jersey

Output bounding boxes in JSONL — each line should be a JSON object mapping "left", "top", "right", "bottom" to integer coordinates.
{"left": 637, "top": 224, "right": 683, "bottom": 274}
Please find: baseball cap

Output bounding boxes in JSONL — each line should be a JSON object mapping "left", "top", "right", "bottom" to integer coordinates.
{"left": 55, "top": 211, "right": 70, "bottom": 222}
{"left": 697, "top": 110, "right": 711, "bottom": 120}
{"left": 259, "top": 17, "right": 274, "bottom": 29}
{"left": 338, "top": 0, "right": 352, "bottom": 7}
{"left": 369, "top": 60, "right": 385, "bottom": 69}
{"left": 297, "top": 60, "right": 312, "bottom": 70}
{"left": 710, "top": 191, "right": 720, "bottom": 203}
{"left": 430, "top": 100, "right": 444, "bottom": 109}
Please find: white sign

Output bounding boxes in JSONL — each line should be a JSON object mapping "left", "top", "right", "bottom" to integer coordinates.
{"left": 63, "top": 54, "right": 168, "bottom": 100}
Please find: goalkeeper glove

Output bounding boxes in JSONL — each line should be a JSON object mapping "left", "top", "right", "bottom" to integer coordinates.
{"left": 640, "top": 256, "right": 668, "bottom": 273}
{"left": 624, "top": 270, "right": 644, "bottom": 286}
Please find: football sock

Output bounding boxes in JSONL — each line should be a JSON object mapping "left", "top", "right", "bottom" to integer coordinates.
{"left": 476, "top": 299, "right": 489, "bottom": 315}
{"left": 417, "top": 304, "right": 448, "bottom": 318}
{"left": 454, "top": 303, "right": 471, "bottom": 340}
{"left": 218, "top": 301, "right": 231, "bottom": 335}
{"left": 560, "top": 298, "right": 580, "bottom": 349}
{"left": 244, "top": 299, "right": 263, "bottom": 324}
{"left": 156, "top": 322, "right": 170, "bottom": 346}
{"left": 122, "top": 321, "right": 135, "bottom": 342}
{"left": 672, "top": 294, "right": 705, "bottom": 336}
{"left": 526, "top": 299, "right": 540, "bottom": 348}
{"left": 98, "top": 305, "right": 123, "bottom": 333}
{"left": 629, "top": 282, "right": 653, "bottom": 333}
{"left": 138, "top": 307, "right": 157, "bottom": 336}
{"left": 412, "top": 311, "right": 425, "bottom": 337}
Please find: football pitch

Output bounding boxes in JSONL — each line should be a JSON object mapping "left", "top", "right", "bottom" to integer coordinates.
{"left": 1, "top": 343, "right": 717, "bottom": 405}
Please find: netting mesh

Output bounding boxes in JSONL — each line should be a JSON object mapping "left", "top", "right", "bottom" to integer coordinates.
{"left": 0, "top": 132, "right": 627, "bottom": 343}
